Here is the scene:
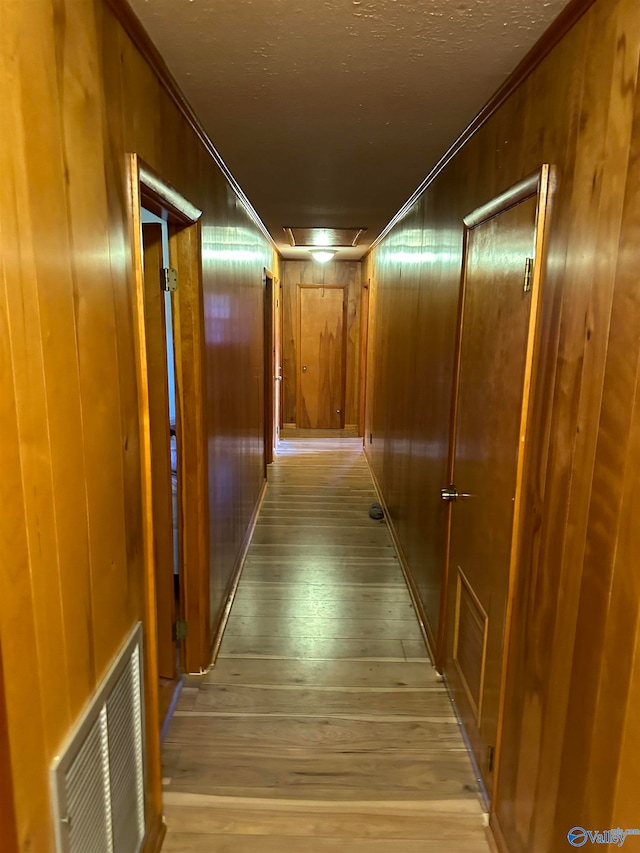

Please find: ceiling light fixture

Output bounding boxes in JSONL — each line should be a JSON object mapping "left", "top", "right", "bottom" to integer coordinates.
{"left": 310, "top": 250, "right": 336, "bottom": 263}
{"left": 313, "top": 230, "right": 331, "bottom": 246}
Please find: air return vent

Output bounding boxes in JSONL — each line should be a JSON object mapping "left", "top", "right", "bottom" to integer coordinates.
{"left": 453, "top": 571, "right": 488, "bottom": 724}
{"left": 51, "top": 623, "right": 146, "bottom": 853}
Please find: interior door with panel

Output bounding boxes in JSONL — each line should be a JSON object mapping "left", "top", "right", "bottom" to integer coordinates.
{"left": 298, "top": 285, "right": 346, "bottom": 429}
{"left": 443, "top": 168, "right": 552, "bottom": 795}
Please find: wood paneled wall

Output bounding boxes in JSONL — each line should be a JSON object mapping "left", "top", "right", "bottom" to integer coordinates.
{"left": 0, "top": 1, "right": 275, "bottom": 849}
{"left": 364, "top": 0, "right": 640, "bottom": 849}
{"left": 281, "top": 260, "right": 361, "bottom": 429}
{"left": 0, "top": 641, "right": 18, "bottom": 853}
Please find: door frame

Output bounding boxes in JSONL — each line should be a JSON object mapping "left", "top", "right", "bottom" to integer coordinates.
{"left": 440, "top": 165, "right": 554, "bottom": 800}
{"left": 140, "top": 218, "right": 177, "bottom": 692}
{"left": 358, "top": 277, "right": 371, "bottom": 440}
{"left": 363, "top": 276, "right": 378, "bottom": 449}
{"left": 296, "top": 283, "right": 348, "bottom": 429}
{"left": 129, "top": 154, "right": 211, "bottom": 685}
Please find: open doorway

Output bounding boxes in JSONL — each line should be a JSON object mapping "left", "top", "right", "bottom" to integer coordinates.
{"left": 130, "top": 156, "right": 212, "bottom": 737}
{"left": 139, "top": 211, "right": 181, "bottom": 710}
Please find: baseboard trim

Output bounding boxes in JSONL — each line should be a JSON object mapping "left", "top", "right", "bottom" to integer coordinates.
{"left": 159, "top": 678, "right": 183, "bottom": 743}
{"left": 207, "top": 478, "right": 268, "bottom": 668}
{"left": 363, "top": 449, "right": 438, "bottom": 667}
{"left": 143, "top": 813, "right": 166, "bottom": 853}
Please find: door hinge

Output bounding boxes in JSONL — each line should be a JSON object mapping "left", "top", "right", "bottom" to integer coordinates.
{"left": 523, "top": 257, "right": 534, "bottom": 293}
{"left": 488, "top": 745, "right": 495, "bottom": 773}
{"left": 161, "top": 267, "right": 178, "bottom": 292}
{"left": 173, "top": 619, "right": 188, "bottom": 641}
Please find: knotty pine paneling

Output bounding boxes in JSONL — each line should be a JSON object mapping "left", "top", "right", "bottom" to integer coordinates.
{"left": 281, "top": 261, "right": 361, "bottom": 429}
{"left": 364, "top": 0, "right": 640, "bottom": 850}
{"left": 0, "top": 0, "right": 276, "bottom": 849}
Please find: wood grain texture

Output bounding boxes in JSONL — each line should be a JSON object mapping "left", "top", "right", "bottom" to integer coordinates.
{"left": 263, "top": 272, "right": 275, "bottom": 466}
{"left": 445, "top": 194, "right": 538, "bottom": 790}
{"left": 169, "top": 220, "right": 212, "bottom": 674}
{"left": 0, "top": 0, "right": 275, "bottom": 848}
{"left": 0, "top": 640, "right": 18, "bottom": 853}
{"left": 162, "top": 439, "right": 491, "bottom": 851}
{"left": 298, "top": 286, "right": 346, "bottom": 429}
{"left": 282, "top": 261, "right": 361, "bottom": 429}
{"left": 364, "top": 0, "right": 640, "bottom": 850}
{"left": 359, "top": 279, "right": 371, "bottom": 436}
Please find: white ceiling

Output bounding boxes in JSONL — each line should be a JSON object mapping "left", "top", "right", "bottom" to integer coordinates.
{"left": 128, "top": 0, "right": 572, "bottom": 259}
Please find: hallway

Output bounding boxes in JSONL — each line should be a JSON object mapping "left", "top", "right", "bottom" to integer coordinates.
{"left": 161, "top": 439, "right": 492, "bottom": 851}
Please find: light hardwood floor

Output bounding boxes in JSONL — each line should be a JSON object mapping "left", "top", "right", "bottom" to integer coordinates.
{"left": 162, "top": 438, "right": 493, "bottom": 851}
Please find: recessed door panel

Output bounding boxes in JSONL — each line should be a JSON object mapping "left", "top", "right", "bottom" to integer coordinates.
{"left": 299, "top": 286, "right": 346, "bottom": 429}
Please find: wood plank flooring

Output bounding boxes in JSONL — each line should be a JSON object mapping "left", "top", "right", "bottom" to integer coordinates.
{"left": 162, "top": 438, "right": 493, "bottom": 852}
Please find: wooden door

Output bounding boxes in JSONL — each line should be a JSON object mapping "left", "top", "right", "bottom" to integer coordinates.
{"left": 445, "top": 172, "right": 550, "bottom": 794}
{"left": 142, "top": 222, "right": 176, "bottom": 680}
{"left": 274, "top": 280, "right": 283, "bottom": 441}
{"left": 298, "top": 286, "right": 346, "bottom": 429}
{"left": 263, "top": 273, "right": 275, "bottom": 468}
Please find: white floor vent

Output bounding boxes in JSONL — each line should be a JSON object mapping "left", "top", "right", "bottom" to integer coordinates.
{"left": 51, "top": 623, "right": 146, "bottom": 853}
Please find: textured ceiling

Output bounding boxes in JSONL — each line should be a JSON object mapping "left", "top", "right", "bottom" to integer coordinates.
{"left": 128, "top": 0, "right": 572, "bottom": 259}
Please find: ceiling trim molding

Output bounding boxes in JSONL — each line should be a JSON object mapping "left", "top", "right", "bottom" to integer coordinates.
{"left": 367, "top": 0, "right": 597, "bottom": 255}
{"left": 104, "top": 0, "right": 279, "bottom": 254}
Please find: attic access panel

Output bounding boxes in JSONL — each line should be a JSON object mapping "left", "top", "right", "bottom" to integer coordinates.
{"left": 283, "top": 227, "right": 367, "bottom": 248}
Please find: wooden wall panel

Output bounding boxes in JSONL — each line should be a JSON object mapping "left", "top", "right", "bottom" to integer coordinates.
{"left": 0, "top": 640, "right": 18, "bottom": 853}
{"left": 281, "top": 260, "right": 361, "bottom": 429}
{"left": 590, "top": 69, "right": 640, "bottom": 828}
{"left": 364, "top": 0, "right": 640, "bottom": 849}
{"left": 0, "top": 0, "right": 276, "bottom": 849}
